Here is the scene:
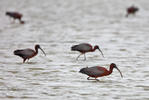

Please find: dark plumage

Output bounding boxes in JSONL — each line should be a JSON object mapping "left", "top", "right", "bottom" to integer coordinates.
{"left": 71, "top": 43, "right": 104, "bottom": 60}
{"left": 126, "top": 5, "right": 139, "bottom": 17}
{"left": 14, "top": 50, "right": 29, "bottom": 59}
{"left": 6, "top": 11, "right": 25, "bottom": 24}
{"left": 14, "top": 44, "right": 46, "bottom": 63}
{"left": 79, "top": 63, "right": 123, "bottom": 81}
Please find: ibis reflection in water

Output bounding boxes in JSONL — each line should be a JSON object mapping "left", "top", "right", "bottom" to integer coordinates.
{"left": 71, "top": 43, "right": 104, "bottom": 60}
{"left": 79, "top": 63, "right": 123, "bottom": 81}
{"left": 14, "top": 44, "right": 46, "bottom": 63}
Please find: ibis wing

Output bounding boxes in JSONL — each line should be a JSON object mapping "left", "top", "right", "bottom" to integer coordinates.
{"left": 84, "top": 66, "right": 105, "bottom": 77}
{"left": 14, "top": 49, "right": 35, "bottom": 59}
{"left": 76, "top": 43, "right": 92, "bottom": 52}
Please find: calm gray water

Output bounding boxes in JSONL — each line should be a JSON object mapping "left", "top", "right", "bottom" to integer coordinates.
{"left": 0, "top": 0, "right": 149, "bottom": 100}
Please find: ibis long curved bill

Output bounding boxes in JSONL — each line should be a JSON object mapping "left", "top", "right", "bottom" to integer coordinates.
{"left": 115, "top": 66, "right": 123, "bottom": 78}
{"left": 98, "top": 48, "right": 104, "bottom": 57}
{"left": 39, "top": 47, "right": 46, "bottom": 56}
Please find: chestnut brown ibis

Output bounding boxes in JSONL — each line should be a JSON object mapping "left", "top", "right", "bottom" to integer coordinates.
{"left": 126, "top": 5, "right": 139, "bottom": 17}
{"left": 6, "top": 11, "right": 25, "bottom": 24}
{"left": 14, "top": 44, "right": 46, "bottom": 63}
{"left": 79, "top": 63, "right": 123, "bottom": 81}
{"left": 71, "top": 43, "right": 104, "bottom": 60}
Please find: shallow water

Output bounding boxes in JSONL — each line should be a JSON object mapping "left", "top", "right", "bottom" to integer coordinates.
{"left": 0, "top": 0, "right": 149, "bottom": 100}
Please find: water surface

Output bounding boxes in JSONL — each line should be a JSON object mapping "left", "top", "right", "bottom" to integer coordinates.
{"left": 0, "top": 0, "right": 149, "bottom": 100}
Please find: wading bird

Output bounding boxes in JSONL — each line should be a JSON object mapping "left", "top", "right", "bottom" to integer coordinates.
{"left": 6, "top": 11, "right": 25, "bottom": 24}
{"left": 71, "top": 43, "right": 104, "bottom": 60}
{"left": 79, "top": 63, "right": 123, "bottom": 81}
{"left": 14, "top": 44, "right": 46, "bottom": 63}
{"left": 126, "top": 5, "right": 139, "bottom": 17}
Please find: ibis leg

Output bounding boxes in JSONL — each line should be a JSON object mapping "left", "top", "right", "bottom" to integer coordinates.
{"left": 23, "top": 59, "right": 26, "bottom": 63}
{"left": 27, "top": 59, "right": 29, "bottom": 63}
{"left": 83, "top": 54, "right": 86, "bottom": 61}
{"left": 87, "top": 77, "right": 99, "bottom": 81}
{"left": 95, "top": 78, "right": 100, "bottom": 81}
{"left": 76, "top": 53, "right": 82, "bottom": 60}
{"left": 87, "top": 77, "right": 90, "bottom": 80}
{"left": 19, "top": 19, "right": 22, "bottom": 23}
{"left": 12, "top": 19, "right": 16, "bottom": 23}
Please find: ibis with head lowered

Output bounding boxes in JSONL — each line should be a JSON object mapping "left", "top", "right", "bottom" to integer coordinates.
{"left": 71, "top": 43, "right": 104, "bottom": 60}
{"left": 79, "top": 63, "right": 123, "bottom": 81}
{"left": 14, "top": 44, "right": 46, "bottom": 63}
{"left": 6, "top": 11, "right": 25, "bottom": 24}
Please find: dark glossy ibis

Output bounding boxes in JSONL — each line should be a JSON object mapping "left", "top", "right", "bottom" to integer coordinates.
{"left": 126, "top": 5, "right": 139, "bottom": 17}
{"left": 14, "top": 44, "right": 46, "bottom": 63}
{"left": 79, "top": 63, "right": 123, "bottom": 81}
{"left": 71, "top": 43, "right": 104, "bottom": 60}
{"left": 6, "top": 11, "right": 25, "bottom": 24}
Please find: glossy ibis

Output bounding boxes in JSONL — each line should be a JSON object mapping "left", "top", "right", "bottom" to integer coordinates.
{"left": 71, "top": 43, "right": 104, "bottom": 60}
{"left": 14, "top": 44, "right": 46, "bottom": 63}
{"left": 126, "top": 5, "right": 139, "bottom": 17}
{"left": 6, "top": 11, "right": 25, "bottom": 24}
{"left": 79, "top": 63, "right": 123, "bottom": 81}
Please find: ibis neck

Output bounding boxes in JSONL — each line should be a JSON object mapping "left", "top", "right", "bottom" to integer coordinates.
{"left": 108, "top": 66, "right": 114, "bottom": 75}
{"left": 91, "top": 47, "right": 97, "bottom": 52}
{"left": 35, "top": 47, "right": 39, "bottom": 54}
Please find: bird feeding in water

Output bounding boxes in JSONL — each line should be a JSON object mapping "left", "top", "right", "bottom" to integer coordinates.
{"left": 79, "top": 63, "right": 123, "bottom": 81}
{"left": 14, "top": 44, "right": 46, "bottom": 63}
{"left": 71, "top": 43, "right": 104, "bottom": 60}
{"left": 5, "top": 11, "right": 25, "bottom": 24}
{"left": 126, "top": 5, "right": 139, "bottom": 17}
